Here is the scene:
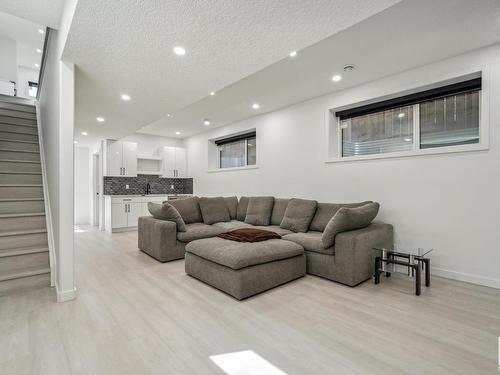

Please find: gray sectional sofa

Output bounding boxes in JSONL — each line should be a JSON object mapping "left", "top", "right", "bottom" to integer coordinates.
{"left": 138, "top": 196, "right": 393, "bottom": 299}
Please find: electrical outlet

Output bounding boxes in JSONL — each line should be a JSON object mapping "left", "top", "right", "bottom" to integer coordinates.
{"left": 125, "top": 184, "right": 129, "bottom": 189}
{"left": 170, "top": 185, "right": 174, "bottom": 190}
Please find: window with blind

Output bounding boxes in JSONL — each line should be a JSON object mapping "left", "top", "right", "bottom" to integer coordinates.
{"left": 336, "top": 78, "right": 481, "bottom": 158}
{"left": 215, "top": 131, "right": 256, "bottom": 169}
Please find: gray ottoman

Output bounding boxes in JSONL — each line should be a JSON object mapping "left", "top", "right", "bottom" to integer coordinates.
{"left": 185, "top": 237, "right": 306, "bottom": 300}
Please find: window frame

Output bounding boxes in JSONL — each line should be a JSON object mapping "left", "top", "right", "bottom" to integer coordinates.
{"left": 326, "top": 73, "right": 488, "bottom": 163}
{"left": 212, "top": 131, "right": 258, "bottom": 171}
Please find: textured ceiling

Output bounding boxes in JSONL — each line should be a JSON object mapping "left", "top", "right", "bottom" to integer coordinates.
{"left": 0, "top": 0, "right": 65, "bottom": 29}
{"left": 64, "top": 0, "right": 402, "bottom": 145}
{"left": 138, "top": 0, "right": 500, "bottom": 139}
{"left": 0, "top": 11, "right": 45, "bottom": 70}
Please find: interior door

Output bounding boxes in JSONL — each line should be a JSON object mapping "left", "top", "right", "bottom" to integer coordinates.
{"left": 111, "top": 203, "right": 127, "bottom": 228}
{"left": 122, "top": 141, "right": 138, "bottom": 176}
{"left": 106, "top": 141, "right": 123, "bottom": 176}
{"left": 175, "top": 148, "right": 187, "bottom": 177}
{"left": 162, "top": 147, "right": 176, "bottom": 177}
{"left": 127, "top": 202, "right": 142, "bottom": 227}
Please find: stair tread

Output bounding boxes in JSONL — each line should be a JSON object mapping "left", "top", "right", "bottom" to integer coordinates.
{"left": 0, "top": 184, "right": 42, "bottom": 187}
{"left": 0, "top": 198, "right": 44, "bottom": 202}
{"left": 0, "top": 229, "right": 47, "bottom": 237}
{"left": 0, "top": 212, "right": 45, "bottom": 218}
{"left": 0, "top": 266, "right": 50, "bottom": 282}
{"left": 0, "top": 122, "right": 37, "bottom": 128}
{"left": 0, "top": 171, "right": 42, "bottom": 175}
{"left": 0, "top": 159, "right": 40, "bottom": 164}
{"left": 0, "top": 149, "right": 39, "bottom": 153}
{"left": 0, "top": 246, "right": 49, "bottom": 258}
{"left": 0, "top": 138, "right": 38, "bottom": 144}
{"left": 0, "top": 129, "right": 38, "bottom": 136}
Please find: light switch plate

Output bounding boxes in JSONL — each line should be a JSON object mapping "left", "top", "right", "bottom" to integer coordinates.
{"left": 125, "top": 184, "right": 129, "bottom": 189}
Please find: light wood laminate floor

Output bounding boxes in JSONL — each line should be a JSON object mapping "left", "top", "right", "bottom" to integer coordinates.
{"left": 1, "top": 226, "right": 499, "bottom": 374}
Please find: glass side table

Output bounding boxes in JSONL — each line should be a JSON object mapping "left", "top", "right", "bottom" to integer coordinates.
{"left": 373, "top": 248, "right": 433, "bottom": 296}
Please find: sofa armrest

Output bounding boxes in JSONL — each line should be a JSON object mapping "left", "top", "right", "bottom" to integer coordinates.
{"left": 333, "top": 222, "right": 393, "bottom": 286}
{"left": 138, "top": 216, "right": 178, "bottom": 262}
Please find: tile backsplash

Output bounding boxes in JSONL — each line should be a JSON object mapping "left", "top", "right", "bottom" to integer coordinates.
{"left": 104, "top": 175, "right": 193, "bottom": 195}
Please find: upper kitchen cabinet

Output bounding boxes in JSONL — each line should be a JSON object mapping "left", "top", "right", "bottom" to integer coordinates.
{"left": 105, "top": 140, "right": 138, "bottom": 177}
{"left": 161, "top": 146, "right": 187, "bottom": 178}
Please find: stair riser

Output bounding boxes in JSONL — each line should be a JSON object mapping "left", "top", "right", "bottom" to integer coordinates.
{"left": 0, "top": 200, "right": 45, "bottom": 214}
{"left": 0, "top": 116, "right": 37, "bottom": 127}
{"left": 0, "top": 232, "right": 48, "bottom": 250}
{"left": 0, "top": 273, "right": 50, "bottom": 296}
{"left": 0, "top": 109, "right": 37, "bottom": 120}
{"left": 0, "top": 131, "right": 38, "bottom": 142}
{"left": 0, "top": 123, "right": 38, "bottom": 135}
{"left": 0, "top": 161, "right": 41, "bottom": 173}
{"left": 0, "top": 215, "right": 47, "bottom": 233}
{"left": 0, "top": 173, "right": 42, "bottom": 184}
{"left": 0, "top": 140, "right": 39, "bottom": 151}
{"left": 0, "top": 186, "right": 43, "bottom": 199}
{"left": 0, "top": 150, "right": 40, "bottom": 161}
{"left": 0, "top": 252, "right": 49, "bottom": 274}
{"left": 0, "top": 102, "right": 35, "bottom": 114}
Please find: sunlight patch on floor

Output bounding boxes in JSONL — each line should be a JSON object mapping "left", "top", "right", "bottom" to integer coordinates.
{"left": 210, "top": 350, "right": 288, "bottom": 375}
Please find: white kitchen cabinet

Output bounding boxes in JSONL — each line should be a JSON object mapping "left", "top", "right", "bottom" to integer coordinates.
{"left": 161, "top": 147, "right": 187, "bottom": 178}
{"left": 127, "top": 202, "right": 142, "bottom": 228}
{"left": 105, "top": 140, "right": 138, "bottom": 177}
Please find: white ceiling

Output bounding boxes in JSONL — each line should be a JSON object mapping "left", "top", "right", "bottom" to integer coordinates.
{"left": 63, "top": 0, "right": 402, "bottom": 145}
{"left": 0, "top": 0, "right": 65, "bottom": 29}
{"left": 0, "top": 11, "right": 45, "bottom": 71}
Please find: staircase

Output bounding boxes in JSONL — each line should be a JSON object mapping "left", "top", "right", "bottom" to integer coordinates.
{"left": 0, "top": 95, "right": 51, "bottom": 295}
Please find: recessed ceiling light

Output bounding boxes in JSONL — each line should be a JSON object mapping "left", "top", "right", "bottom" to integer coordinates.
{"left": 121, "top": 94, "right": 131, "bottom": 101}
{"left": 74, "top": 140, "right": 78, "bottom": 144}
{"left": 38, "top": 28, "right": 44, "bottom": 34}
{"left": 175, "top": 131, "right": 181, "bottom": 135}
{"left": 81, "top": 131, "right": 88, "bottom": 136}
{"left": 289, "top": 51, "right": 297, "bottom": 57}
{"left": 332, "top": 75, "right": 342, "bottom": 82}
{"left": 203, "top": 119, "right": 210, "bottom": 126}
{"left": 36, "top": 48, "right": 42, "bottom": 53}
{"left": 210, "top": 91, "right": 215, "bottom": 96}
{"left": 173, "top": 46, "right": 186, "bottom": 56}
{"left": 34, "top": 63, "right": 40, "bottom": 68}
{"left": 167, "top": 113, "right": 171, "bottom": 117}
{"left": 252, "top": 103, "right": 260, "bottom": 109}
{"left": 96, "top": 116, "right": 105, "bottom": 123}
{"left": 404, "top": 137, "right": 412, "bottom": 142}
{"left": 398, "top": 113, "right": 405, "bottom": 118}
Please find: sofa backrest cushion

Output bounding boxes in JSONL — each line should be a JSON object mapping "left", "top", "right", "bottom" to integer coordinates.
{"left": 148, "top": 202, "right": 186, "bottom": 232}
{"left": 271, "top": 198, "right": 290, "bottom": 225}
{"left": 223, "top": 196, "right": 238, "bottom": 220}
{"left": 321, "top": 202, "right": 380, "bottom": 248}
{"left": 280, "top": 198, "right": 317, "bottom": 233}
{"left": 237, "top": 196, "right": 250, "bottom": 221}
{"left": 309, "top": 201, "right": 373, "bottom": 232}
{"left": 168, "top": 196, "right": 203, "bottom": 224}
{"left": 244, "top": 196, "right": 275, "bottom": 225}
{"left": 198, "top": 197, "right": 231, "bottom": 225}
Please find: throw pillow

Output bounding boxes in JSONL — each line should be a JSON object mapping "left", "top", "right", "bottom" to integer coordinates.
{"left": 244, "top": 196, "right": 275, "bottom": 225}
{"left": 223, "top": 196, "right": 238, "bottom": 220}
{"left": 199, "top": 197, "right": 231, "bottom": 225}
{"left": 309, "top": 201, "right": 373, "bottom": 232}
{"left": 321, "top": 202, "right": 380, "bottom": 248}
{"left": 280, "top": 198, "right": 317, "bottom": 233}
{"left": 148, "top": 202, "right": 186, "bottom": 232}
{"left": 168, "top": 196, "right": 203, "bottom": 224}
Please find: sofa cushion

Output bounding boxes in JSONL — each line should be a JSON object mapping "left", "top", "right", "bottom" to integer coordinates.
{"left": 253, "top": 225, "right": 293, "bottom": 236}
{"left": 224, "top": 196, "right": 238, "bottom": 220}
{"left": 309, "top": 201, "right": 372, "bottom": 232}
{"left": 168, "top": 197, "right": 203, "bottom": 224}
{"left": 213, "top": 220, "right": 253, "bottom": 231}
{"left": 280, "top": 198, "right": 317, "bottom": 233}
{"left": 283, "top": 232, "right": 334, "bottom": 255}
{"left": 237, "top": 196, "right": 250, "bottom": 221}
{"left": 270, "top": 198, "right": 290, "bottom": 225}
{"left": 177, "top": 223, "right": 226, "bottom": 243}
{"left": 244, "top": 196, "right": 275, "bottom": 226}
{"left": 198, "top": 197, "right": 231, "bottom": 225}
{"left": 147, "top": 202, "right": 186, "bottom": 232}
{"left": 321, "top": 202, "right": 380, "bottom": 248}
{"left": 185, "top": 237, "right": 304, "bottom": 270}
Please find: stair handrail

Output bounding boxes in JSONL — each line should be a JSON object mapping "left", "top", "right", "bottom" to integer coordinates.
{"left": 36, "top": 27, "right": 51, "bottom": 101}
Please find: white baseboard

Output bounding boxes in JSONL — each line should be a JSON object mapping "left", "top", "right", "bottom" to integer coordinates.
{"left": 432, "top": 267, "right": 500, "bottom": 289}
{"left": 56, "top": 286, "right": 77, "bottom": 302}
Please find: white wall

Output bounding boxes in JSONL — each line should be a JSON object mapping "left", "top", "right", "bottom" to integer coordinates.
{"left": 17, "top": 66, "right": 38, "bottom": 98}
{"left": 185, "top": 44, "right": 500, "bottom": 289}
{"left": 0, "top": 35, "right": 17, "bottom": 82}
{"left": 74, "top": 146, "right": 91, "bottom": 225}
{"left": 120, "top": 133, "right": 184, "bottom": 155}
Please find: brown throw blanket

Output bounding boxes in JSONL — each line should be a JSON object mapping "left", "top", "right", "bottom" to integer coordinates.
{"left": 218, "top": 228, "right": 281, "bottom": 242}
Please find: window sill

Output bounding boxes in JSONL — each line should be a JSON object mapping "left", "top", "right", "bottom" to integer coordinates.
{"left": 208, "top": 165, "right": 259, "bottom": 173}
{"left": 325, "top": 143, "right": 488, "bottom": 163}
